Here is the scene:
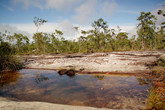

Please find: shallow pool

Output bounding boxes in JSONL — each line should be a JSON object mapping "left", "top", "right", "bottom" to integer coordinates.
{"left": 0, "top": 69, "right": 150, "bottom": 109}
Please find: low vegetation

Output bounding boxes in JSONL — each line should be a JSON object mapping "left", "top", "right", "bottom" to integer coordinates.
{"left": 0, "top": 42, "right": 23, "bottom": 72}
{"left": 147, "top": 57, "right": 165, "bottom": 110}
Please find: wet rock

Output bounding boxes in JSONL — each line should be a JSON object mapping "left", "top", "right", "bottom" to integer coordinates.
{"left": 58, "top": 69, "right": 76, "bottom": 77}
{"left": 66, "top": 69, "right": 76, "bottom": 77}
{"left": 58, "top": 69, "right": 67, "bottom": 75}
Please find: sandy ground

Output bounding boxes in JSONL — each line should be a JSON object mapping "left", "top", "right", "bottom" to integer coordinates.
{"left": 24, "top": 51, "right": 165, "bottom": 73}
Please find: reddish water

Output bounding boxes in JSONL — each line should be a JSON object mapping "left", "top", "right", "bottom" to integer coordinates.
{"left": 0, "top": 69, "right": 150, "bottom": 109}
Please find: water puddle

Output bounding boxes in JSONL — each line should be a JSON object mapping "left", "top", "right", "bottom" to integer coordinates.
{"left": 0, "top": 69, "right": 150, "bottom": 109}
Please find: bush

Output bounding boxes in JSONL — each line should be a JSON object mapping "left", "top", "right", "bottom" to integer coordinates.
{"left": 147, "top": 58, "right": 165, "bottom": 109}
{"left": 156, "top": 58, "right": 165, "bottom": 67}
{"left": 0, "top": 42, "right": 23, "bottom": 71}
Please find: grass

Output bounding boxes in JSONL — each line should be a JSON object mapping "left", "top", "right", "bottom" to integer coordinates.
{"left": 147, "top": 57, "right": 165, "bottom": 110}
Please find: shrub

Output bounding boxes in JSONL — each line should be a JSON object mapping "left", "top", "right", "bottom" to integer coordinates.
{"left": 147, "top": 58, "right": 165, "bottom": 109}
{"left": 0, "top": 42, "right": 23, "bottom": 71}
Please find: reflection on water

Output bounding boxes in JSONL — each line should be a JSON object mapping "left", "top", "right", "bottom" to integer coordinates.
{"left": 136, "top": 77, "right": 152, "bottom": 86}
{"left": 0, "top": 71, "right": 20, "bottom": 87}
{"left": 35, "top": 72, "right": 49, "bottom": 84}
{"left": 0, "top": 69, "right": 150, "bottom": 109}
{"left": 93, "top": 75, "right": 105, "bottom": 80}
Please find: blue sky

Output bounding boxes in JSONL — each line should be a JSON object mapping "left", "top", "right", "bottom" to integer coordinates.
{"left": 0, "top": 0, "right": 164, "bottom": 39}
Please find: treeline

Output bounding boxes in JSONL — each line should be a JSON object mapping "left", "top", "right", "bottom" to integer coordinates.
{"left": 0, "top": 11, "right": 165, "bottom": 55}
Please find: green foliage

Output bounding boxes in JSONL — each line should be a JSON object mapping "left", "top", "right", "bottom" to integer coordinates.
{"left": 157, "top": 9, "right": 165, "bottom": 17}
{"left": 0, "top": 42, "right": 12, "bottom": 55}
{"left": 155, "top": 58, "right": 165, "bottom": 67}
{"left": 33, "top": 16, "right": 48, "bottom": 32}
{"left": 0, "top": 42, "right": 23, "bottom": 71}
{"left": 147, "top": 58, "right": 165, "bottom": 110}
{"left": 137, "top": 12, "right": 157, "bottom": 49}
{"left": 148, "top": 88, "right": 165, "bottom": 110}
{"left": 0, "top": 13, "right": 165, "bottom": 55}
{"left": 13, "top": 33, "right": 30, "bottom": 54}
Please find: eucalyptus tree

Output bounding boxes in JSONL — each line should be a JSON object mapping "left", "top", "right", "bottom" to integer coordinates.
{"left": 3, "top": 31, "right": 15, "bottom": 45}
{"left": 32, "top": 16, "right": 48, "bottom": 54}
{"left": 116, "top": 32, "right": 130, "bottom": 50}
{"left": 78, "top": 30, "right": 95, "bottom": 53}
{"left": 78, "top": 30, "right": 88, "bottom": 53}
{"left": 91, "top": 18, "right": 109, "bottom": 51}
{"left": 137, "top": 12, "right": 157, "bottom": 49}
{"left": 157, "top": 9, "right": 165, "bottom": 49}
{"left": 33, "top": 16, "right": 47, "bottom": 32}
{"left": 33, "top": 32, "right": 45, "bottom": 54}
{"left": 51, "top": 29, "right": 63, "bottom": 53}
{"left": 13, "top": 33, "right": 29, "bottom": 53}
{"left": 158, "top": 9, "right": 165, "bottom": 17}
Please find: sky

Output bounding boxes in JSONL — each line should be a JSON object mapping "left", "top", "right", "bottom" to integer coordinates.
{"left": 0, "top": 0, "right": 165, "bottom": 40}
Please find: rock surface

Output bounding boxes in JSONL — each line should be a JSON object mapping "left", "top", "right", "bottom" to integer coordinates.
{"left": 2, "top": 51, "right": 164, "bottom": 110}
{"left": 23, "top": 51, "right": 165, "bottom": 73}
{"left": 0, "top": 97, "right": 111, "bottom": 110}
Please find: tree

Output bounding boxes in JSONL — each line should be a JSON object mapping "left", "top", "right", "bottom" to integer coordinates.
{"left": 91, "top": 18, "right": 110, "bottom": 51}
{"left": 158, "top": 10, "right": 165, "bottom": 17}
{"left": 78, "top": 35, "right": 88, "bottom": 53}
{"left": 0, "top": 33, "right": 2, "bottom": 43}
{"left": 13, "top": 33, "right": 29, "bottom": 53}
{"left": 116, "top": 32, "right": 130, "bottom": 50}
{"left": 0, "top": 42, "right": 22, "bottom": 71}
{"left": 33, "top": 32, "right": 44, "bottom": 54}
{"left": 33, "top": 16, "right": 47, "bottom": 32}
{"left": 51, "top": 29, "right": 63, "bottom": 53}
{"left": 137, "top": 12, "right": 157, "bottom": 49}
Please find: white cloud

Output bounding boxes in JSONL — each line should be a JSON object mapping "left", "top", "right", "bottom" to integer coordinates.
{"left": 13, "top": 0, "right": 118, "bottom": 25}
{"left": 120, "top": 25, "right": 137, "bottom": 36}
{"left": 45, "top": 0, "right": 83, "bottom": 11}
{"left": 13, "top": 0, "right": 43, "bottom": 9}
{"left": 109, "top": 24, "right": 137, "bottom": 37}
{"left": 72, "top": 0, "right": 118, "bottom": 25}
{"left": 0, "top": 24, "right": 30, "bottom": 36}
{"left": 59, "top": 20, "right": 77, "bottom": 39}
{"left": 152, "top": 3, "right": 165, "bottom": 25}
{"left": 12, "top": 0, "right": 119, "bottom": 25}
{"left": 0, "top": 23, "right": 138, "bottom": 42}
{"left": 72, "top": 0, "right": 97, "bottom": 25}
{"left": 0, "top": 24, "right": 31, "bottom": 41}
{"left": 119, "top": 10, "right": 139, "bottom": 15}
{"left": 12, "top": 0, "right": 83, "bottom": 11}
{"left": 2, "top": 20, "right": 80, "bottom": 41}
{"left": 100, "top": 0, "right": 118, "bottom": 17}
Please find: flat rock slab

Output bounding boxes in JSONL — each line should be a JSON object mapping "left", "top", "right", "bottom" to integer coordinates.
{"left": 0, "top": 101, "right": 112, "bottom": 110}
{"left": 24, "top": 51, "right": 165, "bottom": 73}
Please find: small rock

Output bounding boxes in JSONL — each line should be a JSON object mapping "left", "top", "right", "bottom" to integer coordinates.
{"left": 58, "top": 69, "right": 67, "bottom": 75}
{"left": 66, "top": 70, "right": 76, "bottom": 77}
